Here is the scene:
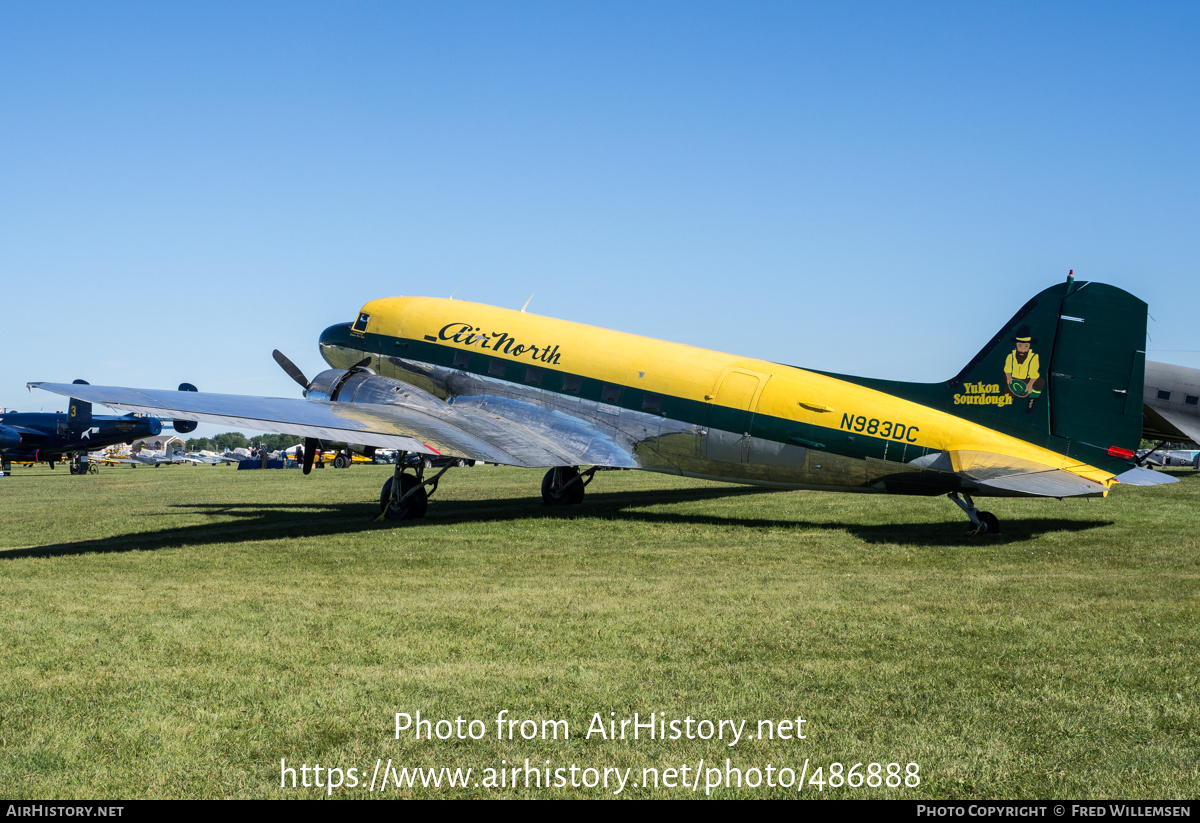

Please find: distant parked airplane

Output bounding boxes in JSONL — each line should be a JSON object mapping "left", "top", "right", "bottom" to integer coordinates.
{"left": 1, "top": 381, "right": 168, "bottom": 474}
{"left": 1142, "top": 361, "right": 1200, "bottom": 457}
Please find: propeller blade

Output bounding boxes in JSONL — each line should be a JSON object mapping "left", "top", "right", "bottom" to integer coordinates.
{"left": 352, "top": 356, "right": 372, "bottom": 369}
{"left": 302, "top": 437, "right": 318, "bottom": 475}
{"left": 272, "top": 350, "right": 309, "bottom": 389}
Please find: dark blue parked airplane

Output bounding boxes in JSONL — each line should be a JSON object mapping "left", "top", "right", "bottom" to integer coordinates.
{"left": 0, "top": 380, "right": 191, "bottom": 475}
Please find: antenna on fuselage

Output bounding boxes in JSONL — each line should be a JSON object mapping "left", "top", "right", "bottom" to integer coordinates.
{"left": 520, "top": 293, "right": 534, "bottom": 313}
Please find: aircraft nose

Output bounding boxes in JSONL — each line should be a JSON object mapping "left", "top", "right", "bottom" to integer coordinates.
{"left": 0, "top": 425, "right": 21, "bottom": 449}
{"left": 319, "top": 322, "right": 356, "bottom": 366}
{"left": 319, "top": 322, "right": 351, "bottom": 348}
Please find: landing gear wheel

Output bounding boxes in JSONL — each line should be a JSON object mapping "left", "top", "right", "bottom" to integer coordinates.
{"left": 455, "top": 458, "right": 467, "bottom": 468}
{"left": 380, "top": 474, "right": 429, "bottom": 520}
{"left": 542, "top": 466, "right": 585, "bottom": 506}
{"left": 423, "top": 458, "right": 434, "bottom": 469}
{"left": 334, "top": 453, "right": 349, "bottom": 469}
{"left": 948, "top": 492, "right": 1001, "bottom": 537}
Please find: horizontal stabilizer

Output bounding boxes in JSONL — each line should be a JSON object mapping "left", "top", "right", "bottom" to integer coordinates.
{"left": 1112, "top": 466, "right": 1180, "bottom": 486}
{"left": 973, "top": 470, "right": 1106, "bottom": 497}
{"left": 913, "top": 449, "right": 1108, "bottom": 497}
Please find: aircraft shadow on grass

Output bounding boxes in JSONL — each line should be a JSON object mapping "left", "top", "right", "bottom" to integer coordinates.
{"left": 3, "top": 484, "right": 1112, "bottom": 560}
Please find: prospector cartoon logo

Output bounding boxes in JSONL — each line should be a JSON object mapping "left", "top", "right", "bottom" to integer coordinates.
{"left": 1005, "top": 325, "right": 1043, "bottom": 413}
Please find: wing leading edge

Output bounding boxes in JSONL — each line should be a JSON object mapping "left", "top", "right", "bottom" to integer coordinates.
{"left": 27, "top": 382, "right": 626, "bottom": 469}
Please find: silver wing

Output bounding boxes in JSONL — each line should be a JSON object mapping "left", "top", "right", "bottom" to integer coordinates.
{"left": 27, "top": 381, "right": 639, "bottom": 469}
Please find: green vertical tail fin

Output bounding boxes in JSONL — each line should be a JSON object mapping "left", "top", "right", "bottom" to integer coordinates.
{"left": 946, "top": 277, "right": 1147, "bottom": 455}
{"left": 821, "top": 276, "right": 1148, "bottom": 467}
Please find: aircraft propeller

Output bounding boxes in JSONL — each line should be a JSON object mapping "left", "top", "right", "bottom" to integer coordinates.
{"left": 272, "top": 349, "right": 309, "bottom": 390}
{"left": 271, "top": 349, "right": 371, "bottom": 476}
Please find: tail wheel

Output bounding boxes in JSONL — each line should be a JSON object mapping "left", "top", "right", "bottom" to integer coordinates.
{"left": 542, "top": 466, "right": 585, "bottom": 505}
{"left": 380, "top": 474, "right": 429, "bottom": 520}
{"left": 978, "top": 511, "right": 1001, "bottom": 535}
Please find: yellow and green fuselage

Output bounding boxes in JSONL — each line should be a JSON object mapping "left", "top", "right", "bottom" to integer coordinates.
{"left": 318, "top": 284, "right": 1144, "bottom": 496}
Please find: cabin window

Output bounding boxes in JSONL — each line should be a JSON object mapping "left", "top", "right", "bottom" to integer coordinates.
{"left": 488, "top": 359, "right": 507, "bottom": 377}
{"left": 641, "top": 393, "right": 663, "bottom": 413}
{"left": 601, "top": 385, "right": 622, "bottom": 404}
{"left": 453, "top": 350, "right": 471, "bottom": 369}
{"left": 1187, "top": 395, "right": 1199, "bottom": 406}
{"left": 1157, "top": 390, "right": 1171, "bottom": 401}
{"left": 563, "top": 375, "right": 582, "bottom": 394}
{"left": 525, "top": 367, "right": 543, "bottom": 386}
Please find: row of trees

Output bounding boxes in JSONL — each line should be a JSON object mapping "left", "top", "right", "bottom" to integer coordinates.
{"left": 184, "top": 432, "right": 303, "bottom": 452}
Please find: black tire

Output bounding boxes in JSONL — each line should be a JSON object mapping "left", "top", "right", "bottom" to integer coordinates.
{"left": 542, "top": 466, "right": 585, "bottom": 506}
{"left": 334, "top": 454, "right": 349, "bottom": 469}
{"left": 978, "top": 511, "right": 1000, "bottom": 535}
{"left": 380, "top": 474, "right": 429, "bottom": 520}
{"left": 455, "top": 458, "right": 467, "bottom": 468}
{"left": 423, "top": 458, "right": 434, "bottom": 469}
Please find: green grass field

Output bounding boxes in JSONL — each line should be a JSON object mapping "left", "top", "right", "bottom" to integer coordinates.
{"left": 1, "top": 462, "right": 1197, "bottom": 798}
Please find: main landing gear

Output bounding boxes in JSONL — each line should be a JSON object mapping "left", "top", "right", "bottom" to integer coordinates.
{"left": 377, "top": 452, "right": 453, "bottom": 521}
{"left": 69, "top": 453, "right": 94, "bottom": 475}
{"left": 376, "top": 459, "right": 601, "bottom": 521}
{"left": 541, "top": 466, "right": 596, "bottom": 506}
{"left": 947, "top": 492, "right": 1000, "bottom": 535}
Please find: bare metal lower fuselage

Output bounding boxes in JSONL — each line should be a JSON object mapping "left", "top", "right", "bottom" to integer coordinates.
{"left": 320, "top": 343, "right": 975, "bottom": 497}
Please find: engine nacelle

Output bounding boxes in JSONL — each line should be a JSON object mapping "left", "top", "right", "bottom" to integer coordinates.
{"left": 174, "top": 382, "right": 199, "bottom": 432}
{"left": 304, "top": 369, "right": 446, "bottom": 412}
{"left": 304, "top": 368, "right": 361, "bottom": 402}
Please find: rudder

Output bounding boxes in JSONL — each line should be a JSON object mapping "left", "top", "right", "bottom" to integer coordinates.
{"left": 947, "top": 276, "right": 1146, "bottom": 455}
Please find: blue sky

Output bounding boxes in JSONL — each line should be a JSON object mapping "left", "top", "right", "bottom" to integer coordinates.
{"left": 3, "top": 2, "right": 1198, "bottom": 435}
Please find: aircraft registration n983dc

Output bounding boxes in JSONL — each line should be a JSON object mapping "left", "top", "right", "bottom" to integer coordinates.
{"left": 31, "top": 272, "right": 1172, "bottom": 534}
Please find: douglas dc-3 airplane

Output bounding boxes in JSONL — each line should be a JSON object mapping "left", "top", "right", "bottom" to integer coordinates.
{"left": 31, "top": 273, "right": 1170, "bottom": 534}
